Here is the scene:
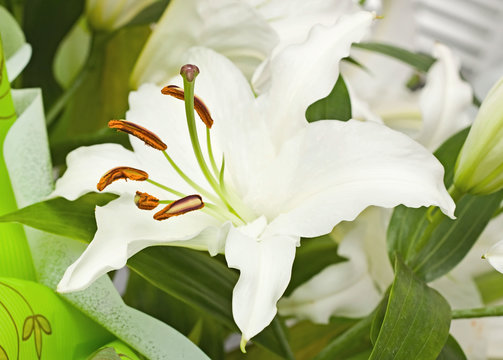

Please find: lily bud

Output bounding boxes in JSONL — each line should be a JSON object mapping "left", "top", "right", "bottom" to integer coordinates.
{"left": 454, "top": 76, "right": 503, "bottom": 195}
{"left": 86, "top": 0, "right": 155, "bottom": 32}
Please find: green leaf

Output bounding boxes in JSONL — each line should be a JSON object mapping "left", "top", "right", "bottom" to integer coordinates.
{"left": 35, "top": 315, "right": 52, "bottom": 334}
{"left": 53, "top": 16, "right": 91, "bottom": 89}
{"left": 227, "top": 318, "right": 360, "bottom": 360}
{"left": 22, "top": 316, "right": 35, "bottom": 340}
{"left": 285, "top": 235, "right": 345, "bottom": 296}
{"left": 21, "top": 0, "right": 85, "bottom": 105}
{"left": 0, "top": 193, "right": 118, "bottom": 242}
{"left": 128, "top": 247, "right": 293, "bottom": 359}
{"left": 353, "top": 42, "right": 435, "bottom": 73}
{"left": 369, "top": 258, "right": 451, "bottom": 360}
{"left": 306, "top": 75, "right": 351, "bottom": 122}
{"left": 123, "top": 271, "right": 227, "bottom": 360}
{"left": 436, "top": 335, "right": 467, "bottom": 360}
{"left": 387, "top": 128, "right": 503, "bottom": 282}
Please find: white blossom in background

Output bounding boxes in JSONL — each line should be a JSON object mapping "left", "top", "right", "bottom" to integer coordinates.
{"left": 130, "top": 0, "right": 359, "bottom": 87}
{"left": 52, "top": 10, "right": 456, "bottom": 344}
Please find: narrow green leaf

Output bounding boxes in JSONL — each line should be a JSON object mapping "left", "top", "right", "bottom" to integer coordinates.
{"left": 128, "top": 247, "right": 293, "bottom": 359}
{"left": 387, "top": 128, "right": 503, "bottom": 282}
{"left": 353, "top": 42, "right": 435, "bottom": 72}
{"left": 369, "top": 258, "right": 450, "bottom": 360}
{"left": 436, "top": 335, "right": 467, "bottom": 360}
{"left": 0, "top": 193, "right": 118, "bottom": 242}
{"left": 285, "top": 235, "right": 345, "bottom": 296}
{"left": 306, "top": 75, "right": 351, "bottom": 122}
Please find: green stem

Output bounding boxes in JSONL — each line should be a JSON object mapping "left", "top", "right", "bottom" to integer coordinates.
{"left": 161, "top": 150, "right": 221, "bottom": 205}
{"left": 206, "top": 127, "right": 220, "bottom": 177}
{"left": 182, "top": 75, "right": 244, "bottom": 221}
{"left": 452, "top": 305, "right": 503, "bottom": 319}
{"left": 0, "top": 37, "right": 36, "bottom": 281}
{"left": 146, "top": 179, "right": 185, "bottom": 198}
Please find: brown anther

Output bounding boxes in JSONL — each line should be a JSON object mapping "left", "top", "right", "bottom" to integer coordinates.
{"left": 108, "top": 120, "right": 167, "bottom": 150}
{"left": 153, "top": 195, "right": 204, "bottom": 220}
{"left": 161, "top": 85, "right": 214, "bottom": 128}
{"left": 97, "top": 167, "right": 148, "bottom": 191}
{"left": 134, "top": 191, "right": 159, "bottom": 210}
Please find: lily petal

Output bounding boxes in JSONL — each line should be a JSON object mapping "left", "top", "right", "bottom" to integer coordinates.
{"left": 416, "top": 43, "right": 473, "bottom": 150}
{"left": 483, "top": 239, "right": 503, "bottom": 274}
{"left": 253, "top": 11, "right": 373, "bottom": 146}
{"left": 225, "top": 216, "right": 299, "bottom": 340}
{"left": 58, "top": 194, "right": 226, "bottom": 292}
{"left": 130, "top": 0, "right": 276, "bottom": 87}
{"left": 256, "top": 120, "right": 455, "bottom": 238}
{"left": 250, "top": 0, "right": 358, "bottom": 56}
{"left": 51, "top": 144, "right": 145, "bottom": 200}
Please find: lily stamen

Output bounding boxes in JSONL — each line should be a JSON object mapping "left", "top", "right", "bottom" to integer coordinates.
{"left": 154, "top": 194, "right": 204, "bottom": 220}
{"left": 97, "top": 167, "right": 148, "bottom": 191}
{"left": 108, "top": 120, "right": 167, "bottom": 150}
{"left": 134, "top": 191, "right": 160, "bottom": 210}
{"left": 161, "top": 85, "right": 214, "bottom": 128}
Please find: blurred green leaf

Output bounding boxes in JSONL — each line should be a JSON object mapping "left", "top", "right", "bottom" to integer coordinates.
{"left": 49, "top": 25, "right": 150, "bottom": 156}
{"left": 124, "top": 271, "right": 227, "bottom": 360}
{"left": 369, "top": 258, "right": 450, "bottom": 360}
{"left": 125, "top": 0, "right": 170, "bottom": 27}
{"left": 53, "top": 16, "right": 91, "bottom": 89}
{"left": 387, "top": 128, "right": 503, "bottom": 282}
{"left": 436, "top": 335, "right": 467, "bottom": 360}
{"left": 306, "top": 75, "right": 351, "bottom": 122}
{"left": 0, "top": 193, "right": 118, "bottom": 242}
{"left": 475, "top": 271, "right": 503, "bottom": 304}
{"left": 353, "top": 42, "right": 435, "bottom": 73}
{"left": 285, "top": 235, "right": 345, "bottom": 296}
{"left": 129, "top": 247, "right": 293, "bottom": 359}
{"left": 22, "top": 0, "right": 85, "bottom": 103}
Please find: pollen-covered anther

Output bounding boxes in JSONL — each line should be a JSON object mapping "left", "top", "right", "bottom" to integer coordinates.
{"left": 134, "top": 191, "right": 159, "bottom": 210}
{"left": 97, "top": 167, "right": 148, "bottom": 191}
{"left": 160, "top": 85, "right": 214, "bottom": 128}
{"left": 153, "top": 195, "right": 204, "bottom": 220}
{"left": 108, "top": 120, "right": 167, "bottom": 150}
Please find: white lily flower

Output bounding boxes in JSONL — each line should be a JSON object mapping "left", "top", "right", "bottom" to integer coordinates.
{"left": 347, "top": 42, "right": 473, "bottom": 152}
{"left": 54, "top": 12, "right": 455, "bottom": 342}
{"left": 130, "top": 0, "right": 359, "bottom": 87}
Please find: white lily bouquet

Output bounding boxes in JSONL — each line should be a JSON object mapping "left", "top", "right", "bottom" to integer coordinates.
{"left": 1, "top": 0, "right": 503, "bottom": 359}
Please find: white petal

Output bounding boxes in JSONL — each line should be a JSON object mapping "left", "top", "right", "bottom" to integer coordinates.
{"left": 130, "top": 0, "right": 276, "bottom": 87}
{"left": 253, "top": 120, "right": 455, "bottom": 238}
{"left": 250, "top": 0, "right": 358, "bottom": 55}
{"left": 51, "top": 143, "right": 143, "bottom": 200}
{"left": 416, "top": 43, "right": 473, "bottom": 150}
{"left": 253, "top": 11, "right": 373, "bottom": 146}
{"left": 279, "top": 229, "right": 382, "bottom": 323}
{"left": 483, "top": 239, "right": 503, "bottom": 274}
{"left": 225, "top": 217, "right": 299, "bottom": 340}
{"left": 58, "top": 194, "right": 226, "bottom": 292}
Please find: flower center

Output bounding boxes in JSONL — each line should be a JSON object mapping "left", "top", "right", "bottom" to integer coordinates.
{"left": 95, "top": 64, "right": 252, "bottom": 226}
